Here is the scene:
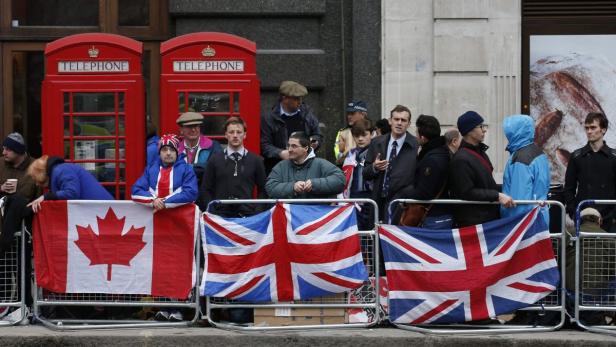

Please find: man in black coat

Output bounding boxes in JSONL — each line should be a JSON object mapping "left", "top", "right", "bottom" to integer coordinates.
{"left": 449, "top": 111, "right": 514, "bottom": 227}
{"left": 199, "top": 117, "right": 266, "bottom": 217}
{"left": 363, "top": 105, "right": 418, "bottom": 222}
{"left": 394, "top": 115, "right": 452, "bottom": 229}
{"left": 563, "top": 112, "right": 616, "bottom": 229}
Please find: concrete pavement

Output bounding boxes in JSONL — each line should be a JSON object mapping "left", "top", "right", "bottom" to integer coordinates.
{"left": 0, "top": 326, "right": 615, "bottom": 346}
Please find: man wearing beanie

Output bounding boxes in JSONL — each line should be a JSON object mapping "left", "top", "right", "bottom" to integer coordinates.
{"left": 0, "top": 132, "right": 39, "bottom": 252}
{"left": 449, "top": 111, "right": 514, "bottom": 227}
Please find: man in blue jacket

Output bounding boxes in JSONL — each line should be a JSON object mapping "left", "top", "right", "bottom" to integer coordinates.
{"left": 501, "top": 114, "right": 550, "bottom": 224}
{"left": 132, "top": 134, "right": 198, "bottom": 211}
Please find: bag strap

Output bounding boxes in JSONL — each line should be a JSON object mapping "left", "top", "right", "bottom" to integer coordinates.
{"left": 462, "top": 147, "right": 493, "bottom": 173}
{"left": 424, "top": 180, "right": 448, "bottom": 213}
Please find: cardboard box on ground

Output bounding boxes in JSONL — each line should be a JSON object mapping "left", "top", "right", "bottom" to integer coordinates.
{"left": 254, "top": 293, "right": 347, "bottom": 326}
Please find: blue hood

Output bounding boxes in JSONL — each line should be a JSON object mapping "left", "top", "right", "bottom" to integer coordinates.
{"left": 503, "top": 114, "right": 534, "bottom": 153}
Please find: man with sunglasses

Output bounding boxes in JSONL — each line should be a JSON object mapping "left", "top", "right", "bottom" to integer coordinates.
{"left": 449, "top": 111, "right": 514, "bottom": 227}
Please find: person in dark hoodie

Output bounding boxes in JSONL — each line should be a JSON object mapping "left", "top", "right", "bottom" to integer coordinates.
{"left": 266, "top": 131, "right": 345, "bottom": 199}
{"left": 394, "top": 115, "right": 452, "bottom": 229}
{"left": 26, "top": 155, "right": 113, "bottom": 212}
{"left": 448, "top": 111, "right": 514, "bottom": 227}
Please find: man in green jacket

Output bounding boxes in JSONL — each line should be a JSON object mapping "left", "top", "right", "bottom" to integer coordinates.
{"left": 266, "top": 132, "right": 345, "bottom": 199}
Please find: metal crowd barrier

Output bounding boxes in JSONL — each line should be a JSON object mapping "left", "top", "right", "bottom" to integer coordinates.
{"left": 385, "top": 199, "right": 566, "bottom": 335}
{"left": 574, "top": 199, "right": 616, "bottom": 335}
{"left": 205, "top": 198, "right": 380, "bottom": 331}
{"left": 0, "top": 229, "right": 27, "bottom": 326}
{"left": 33, "top": 202, "right": 201, "bottom": 330}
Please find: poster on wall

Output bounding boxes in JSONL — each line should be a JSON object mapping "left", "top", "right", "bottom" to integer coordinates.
{"left": 530, "top": 35, "right": 616, "bottom": 184}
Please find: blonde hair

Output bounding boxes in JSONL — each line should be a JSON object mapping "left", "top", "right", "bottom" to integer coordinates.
{"left": 336, "top": 128, "right": 356, "bottom": 165}
{"left": 27, "top": 155, "right": 49, "bottom": 187}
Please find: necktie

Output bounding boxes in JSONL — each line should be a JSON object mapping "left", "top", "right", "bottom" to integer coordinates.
{"left": 381, "top": 140, "right": 398, "bottom": 198}
{"left": 231, "top": 152, "right": 241, "bottom": 176}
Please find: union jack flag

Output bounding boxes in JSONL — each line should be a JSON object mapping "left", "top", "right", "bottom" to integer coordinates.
{"left": 380, "top": 207, "right": 559, "bottom": 324}
{"left": 201, "top": 203, "right": 368, "bottom": 302}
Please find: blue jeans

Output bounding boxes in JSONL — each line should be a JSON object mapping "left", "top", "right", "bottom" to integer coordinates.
{"left": 423, "top": 215, "right": 453, "bottom": 229}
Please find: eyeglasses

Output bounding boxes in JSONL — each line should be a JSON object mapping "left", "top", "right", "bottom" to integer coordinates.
{"left": 287, "top": 144, "right": 307, "bottom": 149}
{"left": 475, "top": 124, "right": 487, "bottom": 130}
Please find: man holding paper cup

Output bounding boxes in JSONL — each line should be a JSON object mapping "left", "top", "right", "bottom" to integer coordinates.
{"left": 0, "top": 132, "right": 39, "bottom": 252}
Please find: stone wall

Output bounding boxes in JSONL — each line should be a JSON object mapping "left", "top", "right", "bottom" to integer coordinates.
{"left": 382, "top": 0, "right": 521, "bottom": 179}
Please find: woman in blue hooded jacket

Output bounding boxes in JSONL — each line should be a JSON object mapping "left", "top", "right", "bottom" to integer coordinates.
{"left": 26, "top": 155, "right": 113, "bottom": 212}
{"left": 502, "top": 114, "right": 550, "bottom": 224}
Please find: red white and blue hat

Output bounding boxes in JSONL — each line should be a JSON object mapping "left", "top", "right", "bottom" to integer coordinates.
{"left": 158, "top": 133, "right": 180, "bottom": 153}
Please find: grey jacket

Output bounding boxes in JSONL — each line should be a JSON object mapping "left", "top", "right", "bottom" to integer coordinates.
{"left": 266, "top": 155, "right": 345, "bottom": 199}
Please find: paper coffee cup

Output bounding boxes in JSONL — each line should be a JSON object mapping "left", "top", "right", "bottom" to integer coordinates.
{"left": 7, "top": 179, "right": 17, "bottom": 185}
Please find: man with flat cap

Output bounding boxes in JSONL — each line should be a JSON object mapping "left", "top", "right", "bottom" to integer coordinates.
{"left": 176, "top": 111, "right": 222, "bottom": 189}
{"left": 448, "top": 111, "right": 514, "bottom": 227}
{"left": 261, "top": 81, "right": 322, "bottom": 174}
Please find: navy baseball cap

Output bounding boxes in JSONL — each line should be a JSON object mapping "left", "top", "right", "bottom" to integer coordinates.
{"left": 346, "top": 100, "right": 368, "bottom": 113}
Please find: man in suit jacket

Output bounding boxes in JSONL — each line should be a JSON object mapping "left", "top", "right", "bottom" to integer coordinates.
{"left": 363, "top": 104, "right": 418, "bottom": 222}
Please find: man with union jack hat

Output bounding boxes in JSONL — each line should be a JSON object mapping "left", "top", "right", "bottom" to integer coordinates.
{"left": 131, "top": 134, "right": 198, "bottom": 212}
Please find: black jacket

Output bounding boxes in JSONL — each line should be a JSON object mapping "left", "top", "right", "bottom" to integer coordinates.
{"left": 199, "top": 151, "right": 267, "bottom": 216}
{"left": 449, "top": 140, "right": 500, "bottom": 227}
{"left": 363, "top": 132, "right": 419, "bottom": 216}
{"left": 563, "top": 142, "right": 616, "bottom": 218}
{"left": 394, "top": 136, "right": 451, "bottom": 217}
{"left": 260, "top": 102, "right": 322, "bottom": 173}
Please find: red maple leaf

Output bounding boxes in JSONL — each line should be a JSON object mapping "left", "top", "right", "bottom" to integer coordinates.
{"left": 74, "top": 208, "right": 146, "bottom": 281}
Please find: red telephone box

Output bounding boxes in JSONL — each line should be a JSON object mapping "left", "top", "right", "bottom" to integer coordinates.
{"left": 42, "top": 33, "right": 145, "bottom": 199}
{"left": 160, "top": 32, "right": 260, "bottom": 152}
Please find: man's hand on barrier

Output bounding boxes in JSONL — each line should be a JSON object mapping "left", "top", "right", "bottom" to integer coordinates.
{"left": 498, "top": 193, "right": 516, "bottom": 208}
{"left": 27, "top": 195, "right": 45, "bottom": 213}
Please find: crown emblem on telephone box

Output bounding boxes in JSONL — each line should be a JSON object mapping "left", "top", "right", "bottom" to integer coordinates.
{"left": 202, "top": 45, "right": 216, "bottom": 57}
{"left": 88, "top": 46, "right": 99, "bottom": 58}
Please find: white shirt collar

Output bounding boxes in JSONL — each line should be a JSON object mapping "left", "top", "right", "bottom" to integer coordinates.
{"left": 225, "top": 147, "right": 246, "bottom": 157}
{"left": 388, "top": 133, "right": 406, "bottom": 148}
{"left": 280, "top": 103, "right": 300, "bottom": 117}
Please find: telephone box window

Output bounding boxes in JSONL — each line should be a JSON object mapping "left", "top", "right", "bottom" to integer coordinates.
{"left": 65, "top": 116, "right": 125, "bottom": 136}
{"left": 72, "top": 92, "right": 124, "bottom": 113}
{"left": 233, "top": 92, "right": 240, "bottom": 112}
{"left": 202, "top": 116, "right": 231, "bottom": 136}
{"left": 180, "top": 92, "right": 232, "bottom": 113}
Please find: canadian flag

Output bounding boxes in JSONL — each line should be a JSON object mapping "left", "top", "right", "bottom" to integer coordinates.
{"left": 33, "top": 201, "right": 198, "bottom": 299}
